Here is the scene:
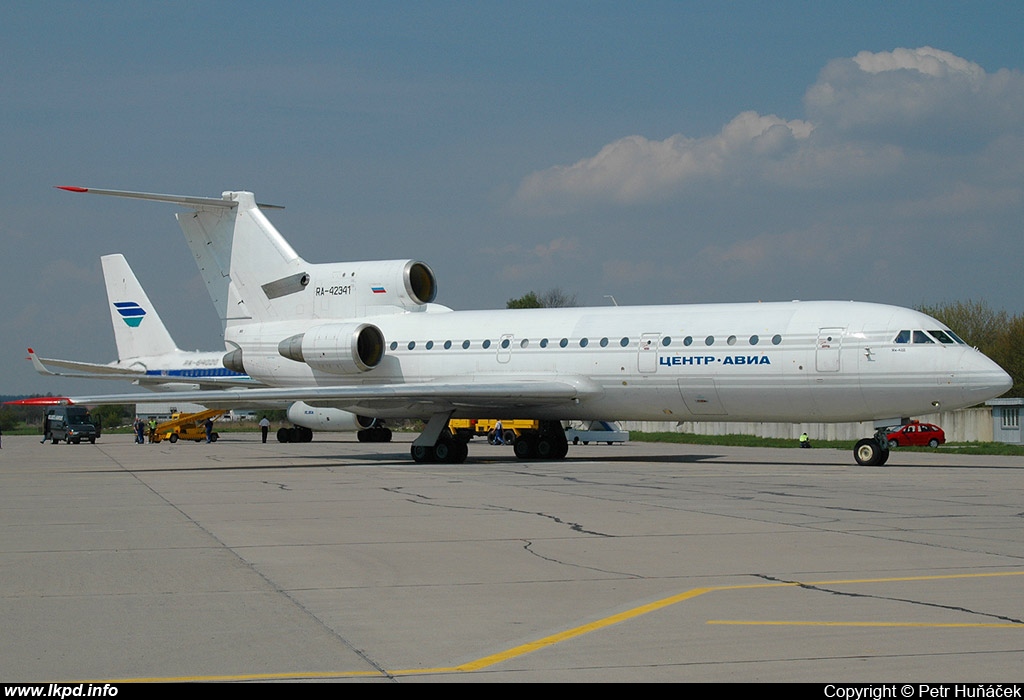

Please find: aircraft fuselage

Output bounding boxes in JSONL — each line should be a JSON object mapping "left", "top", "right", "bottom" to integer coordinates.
{"left": 229, "top": 300, "right": 1009, "bottom": 424}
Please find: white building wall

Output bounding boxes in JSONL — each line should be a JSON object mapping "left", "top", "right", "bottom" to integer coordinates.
{"left": 619, "top": 407, "right": 994, "bottom": 442}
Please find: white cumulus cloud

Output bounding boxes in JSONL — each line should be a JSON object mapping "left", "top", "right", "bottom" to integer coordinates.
{"left": 514, "top": 112, "right": 812, "bottom": 208}
{"left": 514, "top": 47, "right": 1024, "bottom": 212}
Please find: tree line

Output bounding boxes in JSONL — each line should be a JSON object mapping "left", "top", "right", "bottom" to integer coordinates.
{"left": 917, "top": 300, "right": 1022, "bottom": 398}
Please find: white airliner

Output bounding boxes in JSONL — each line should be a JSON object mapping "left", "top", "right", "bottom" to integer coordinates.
{"left": 28, "top": 253, "right": 391, "bottom": 442}
{"left": 31, "top": 186, "right": 1011, "bottom": 466}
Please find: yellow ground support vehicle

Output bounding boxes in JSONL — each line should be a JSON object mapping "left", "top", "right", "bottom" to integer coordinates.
{"left": 448, "top": 419, "right": 539, "bottom": 445}
{"left": 154, "top": 409, "right": 226, "bottom": 443}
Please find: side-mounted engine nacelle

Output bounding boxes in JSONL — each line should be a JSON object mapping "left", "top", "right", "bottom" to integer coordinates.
{"left": 278, "top": 322, "right": 385, "bottom": 374}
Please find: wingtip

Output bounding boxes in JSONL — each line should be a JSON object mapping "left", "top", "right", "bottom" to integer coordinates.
{"left": 4, "top": 396, "right": 72, "bottom": 406}
{"left": 55, "top": 186, "right": 89, "bottom": 193}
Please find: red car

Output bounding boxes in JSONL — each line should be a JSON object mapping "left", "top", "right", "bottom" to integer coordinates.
{"left": 886, "top": 421, "right": 945, "bottom": 448}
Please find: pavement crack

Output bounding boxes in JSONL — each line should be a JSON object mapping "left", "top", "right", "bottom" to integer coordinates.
{"left": 755, "top": 574, "right": 1024, "bottom": 625}
{"left": 522, "top": 539, "right": 640, "bottom": 578}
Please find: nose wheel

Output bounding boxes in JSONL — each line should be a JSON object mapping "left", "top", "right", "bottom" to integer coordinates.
{"left": 854, "top": 433, "right": 890, "bottom": 466}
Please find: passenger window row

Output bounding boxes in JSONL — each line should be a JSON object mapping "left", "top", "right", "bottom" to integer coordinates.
{"left": 388, "top": 334, "right": 785, "bottom": 352}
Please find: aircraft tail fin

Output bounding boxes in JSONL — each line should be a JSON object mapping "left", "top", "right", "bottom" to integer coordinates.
{"left": 101, "top": 254, "right": 179, "bottom": 359}
{"left": 174, "top": 191, "right": 308, "bottom": 327}
{"left": 57, "top": 187, "right": 302, "bottom": 328}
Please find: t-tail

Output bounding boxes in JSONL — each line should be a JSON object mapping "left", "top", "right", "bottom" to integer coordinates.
{"left": 101, "top": 253, "right": 179, "bottom": 360}
{"left": 58, "top": 187, "right": 444, "bottom": 328}
{"left": 174, "top": 191, "right": 441, "bottom": 327}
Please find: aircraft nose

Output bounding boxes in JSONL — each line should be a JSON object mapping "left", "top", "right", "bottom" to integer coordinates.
{"left": 959, "top": 349, "right": 1013, "bottom": 405}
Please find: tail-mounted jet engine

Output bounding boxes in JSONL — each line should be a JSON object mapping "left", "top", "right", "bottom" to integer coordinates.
{"left": 278, "top": 322, "right": 385, "bottom": 374}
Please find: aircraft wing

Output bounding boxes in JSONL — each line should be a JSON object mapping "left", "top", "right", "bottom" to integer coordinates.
{"left": 9, "top": 378, "right": 597, "bottom": 415}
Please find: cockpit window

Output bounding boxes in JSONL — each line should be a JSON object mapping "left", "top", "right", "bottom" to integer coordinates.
{"left": 946, "top": 330, "right": 967, "bottom": 345}
{"left": 912, "top": 330, "right": 934, "bottom": 344}
{"left": 894, "top": 330, "right": 911, "bottom": 344}
{"left": 928, "top": 330, "right": 955, "bottom": 344}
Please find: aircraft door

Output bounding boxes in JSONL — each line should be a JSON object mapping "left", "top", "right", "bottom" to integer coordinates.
{"left": 815, "top": 328, "right": 844, "bottom": 372}
{"left": 638, "top": 333, "right": 659, "bottom": 373}
{"left": 497, "top": 334, "right": 513, "bottom": 364}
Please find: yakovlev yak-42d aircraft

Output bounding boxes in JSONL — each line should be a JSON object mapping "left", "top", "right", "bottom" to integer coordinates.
{"left": 26, "top": 185, "right": 1011, "bottom": 466}
{"left": 27, "top": 253, "right": 393, "bottom": 442}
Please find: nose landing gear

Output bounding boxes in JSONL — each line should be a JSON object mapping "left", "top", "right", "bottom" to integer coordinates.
{"left": 854, "top": 429, "right": 891, "bottom": 466}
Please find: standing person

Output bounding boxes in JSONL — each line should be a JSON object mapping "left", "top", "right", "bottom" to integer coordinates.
{"left": 148, "top": 417, "right": 157, "bottom": 443}
{"left": 799, "top": 432, "right": 811, "bottom": 448}
{"left": 204, "top": 417, "right": 214, "bottom": 444}
{"left": 493, "top": 419, "right": 504, "bottom": 445}
{"left": 259, "top": 415, "right": 270, "bottom": 444}
{"left": 134, "top": 417, "right": 145, "bottom": 445}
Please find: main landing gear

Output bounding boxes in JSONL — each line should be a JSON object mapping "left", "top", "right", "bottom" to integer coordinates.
{"left": 409, "top": 415, "right": 571, "bottom": 464}
{"left": 410, "top": 434, "right": 470, "bottom": 464}
{"left": 357, "top": 426, "right": 393, "bottom": 442}
{"left": 511, "top": 420, "right": 569, "bottom": 461}
{"left": 853, "top": 428, "right": 891, "bottom": 466}
{"left": 277, "top": 425, "right": 313, "bottom": 443}
{"left": 410, "top": 411, "right": 467, "bottom": 464}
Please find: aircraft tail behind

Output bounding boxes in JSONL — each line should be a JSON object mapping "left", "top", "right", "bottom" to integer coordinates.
{"left": 101, "top": 254, "right": 179, "bottom": 360}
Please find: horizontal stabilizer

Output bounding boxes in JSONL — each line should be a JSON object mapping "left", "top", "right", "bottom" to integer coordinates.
{"left": 56, "top": 186, "right": 283, "bottom": 209}
{"left": 28, "top": 348, "right": 145, "bottom": 378}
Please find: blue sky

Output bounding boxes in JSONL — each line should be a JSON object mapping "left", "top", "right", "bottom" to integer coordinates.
{"left": 2, "top": 1, "right": 1022, "bottom": 394}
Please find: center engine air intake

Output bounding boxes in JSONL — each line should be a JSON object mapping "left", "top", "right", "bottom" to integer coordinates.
{"left": 405, "top": 261, "right": 437, "bottom": 305}
{"left": 278, "top": 323, "right": 385, "bottom": 374}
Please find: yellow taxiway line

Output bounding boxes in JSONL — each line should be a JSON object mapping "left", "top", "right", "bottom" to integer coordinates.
{"left": 83, "top": 569, "right": 1024, "bottom": 682}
